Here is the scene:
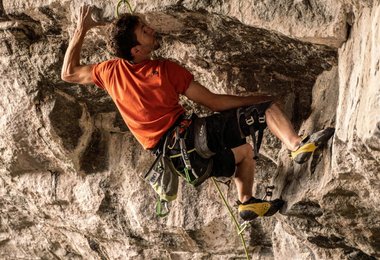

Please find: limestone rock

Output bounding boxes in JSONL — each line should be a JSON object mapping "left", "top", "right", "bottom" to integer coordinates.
{"left": 0, "top": 0, "right": 379, "bottom": 259}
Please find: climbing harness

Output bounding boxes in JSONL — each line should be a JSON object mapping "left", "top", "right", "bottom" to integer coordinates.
{"left": 115, "top": 0, "right": 133, "bottom": 17}
{"left": 166, "top": 115, "right": 213, "bottom": 186}
{"left": 144, "top": 114, "right": 213, "bottom": 217}
{"left": 212, "top": 177, "right": 250, "bottom": 260}
{"left": 237, "top": 103, "right": 269, "bottom": 159}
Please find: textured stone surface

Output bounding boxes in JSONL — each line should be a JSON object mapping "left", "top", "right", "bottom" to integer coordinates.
{"left": 0, "top": 0, "right": 379, "bottom": 259}
{"left": 150, "top": 7, "right": 336, "bottom": 127}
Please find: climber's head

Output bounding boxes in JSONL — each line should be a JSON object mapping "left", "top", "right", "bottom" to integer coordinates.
{"left": 107, "top": 14, "right": 160, "bottom": 63}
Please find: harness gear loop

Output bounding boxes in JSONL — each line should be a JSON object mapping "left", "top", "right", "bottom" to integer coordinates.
{"left": 153, "top": 114, "right": 211, "bottom": 187}
{"left": 179, "top": 133, "right": 193, "bottom": 172}
{"left": 211, "top": 177, "right": 250, "bottom": 260}
{"left": 170, "top": 116, "right": 196, "bottom": 182}
{"left": 115, "top": 0, "right": 133, "bottom": 18}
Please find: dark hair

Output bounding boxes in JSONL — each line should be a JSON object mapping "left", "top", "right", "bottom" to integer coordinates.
{"left": 107, "top": 14, "right": 140, "bottom": 61}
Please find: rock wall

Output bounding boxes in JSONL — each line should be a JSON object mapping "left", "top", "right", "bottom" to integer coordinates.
{"left": 0, "top": 0, "right": 379, "bottom": 259}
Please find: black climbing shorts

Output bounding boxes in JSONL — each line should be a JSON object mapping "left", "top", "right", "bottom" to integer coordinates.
{"left": 158, "top": 111, "right": 245, "bottom": 179}
{"left": 203, "top": 110, "right": 246, "bottom": 178}
{"left": 205, "top": 101, "right": 273, "bottom": 178}
{"left": 153, "top": 101, "right": 272, "bottom": 180}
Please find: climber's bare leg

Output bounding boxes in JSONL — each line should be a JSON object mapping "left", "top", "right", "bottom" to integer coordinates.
{"left": 265, "top": 102, "right": 301, "bottom": 151}
{"left": 231, "top": 144, "right": 255, "bottom": 203}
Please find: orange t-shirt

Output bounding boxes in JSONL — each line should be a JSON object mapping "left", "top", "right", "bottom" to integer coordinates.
{"left": 92, "top": 59, "right": 193, "bottom": 149}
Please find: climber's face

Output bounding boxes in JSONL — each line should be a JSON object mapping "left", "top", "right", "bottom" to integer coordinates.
{"left": 134, "top": 19, "right": 160, "bottom": 53}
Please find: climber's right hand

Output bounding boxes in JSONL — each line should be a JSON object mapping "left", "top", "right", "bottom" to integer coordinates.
{"left": 76, "top": 5, "right": 106, "bottom": 31}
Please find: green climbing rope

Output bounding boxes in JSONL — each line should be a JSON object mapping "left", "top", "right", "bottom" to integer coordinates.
{"left": 115, "top": 0, "right": 133, "bottom": 17}
{"left": 211, "top": 177, "right": 250, "bottom": 260}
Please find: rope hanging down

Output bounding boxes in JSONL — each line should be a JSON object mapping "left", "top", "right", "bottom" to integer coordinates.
{"left": 211, "top": 177, "right": 250, "bottom": 260}
{"left": 115, "top": 0, "right": 133, "bottom": 17}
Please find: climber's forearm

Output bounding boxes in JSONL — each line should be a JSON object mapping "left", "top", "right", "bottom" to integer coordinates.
{"left": 61, "top": 5, "right": 106, "bottom": 84}
{"left": 209, "top": 94, "right": 274, "bottom": 111}
{"left": 61, "top": 27, "right": 94, "bottom": 84}
{"left": 64, "top": 27, "right": 87, "bottom": 68}
{"left": 185, "top": 81, "right": 274, "bottom": 112}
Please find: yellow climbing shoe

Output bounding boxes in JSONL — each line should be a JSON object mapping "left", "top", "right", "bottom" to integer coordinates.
{"left": 291, "top": 127, "right": 335, "bottom": 164}
{"left": 238, "top": 197, "right": 285, "bottom": 221}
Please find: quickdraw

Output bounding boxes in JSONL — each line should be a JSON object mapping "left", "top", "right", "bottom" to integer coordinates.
{"left": 115, "top": 0, "right": 133, "bottom": 17}
{"left": 167, "top": 116, "right": 196, "bottom": 183}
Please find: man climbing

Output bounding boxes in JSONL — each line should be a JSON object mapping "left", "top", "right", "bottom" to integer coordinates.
{"left": 61, "top": 5, "right": 334, "bottom": 221}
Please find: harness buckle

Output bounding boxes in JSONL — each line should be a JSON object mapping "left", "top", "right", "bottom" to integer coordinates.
{"left": 259, "top": 115, "right": 266, "bottom": 124}
{"left": 245, "top": 116, "right": 254, "bottom": 126}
